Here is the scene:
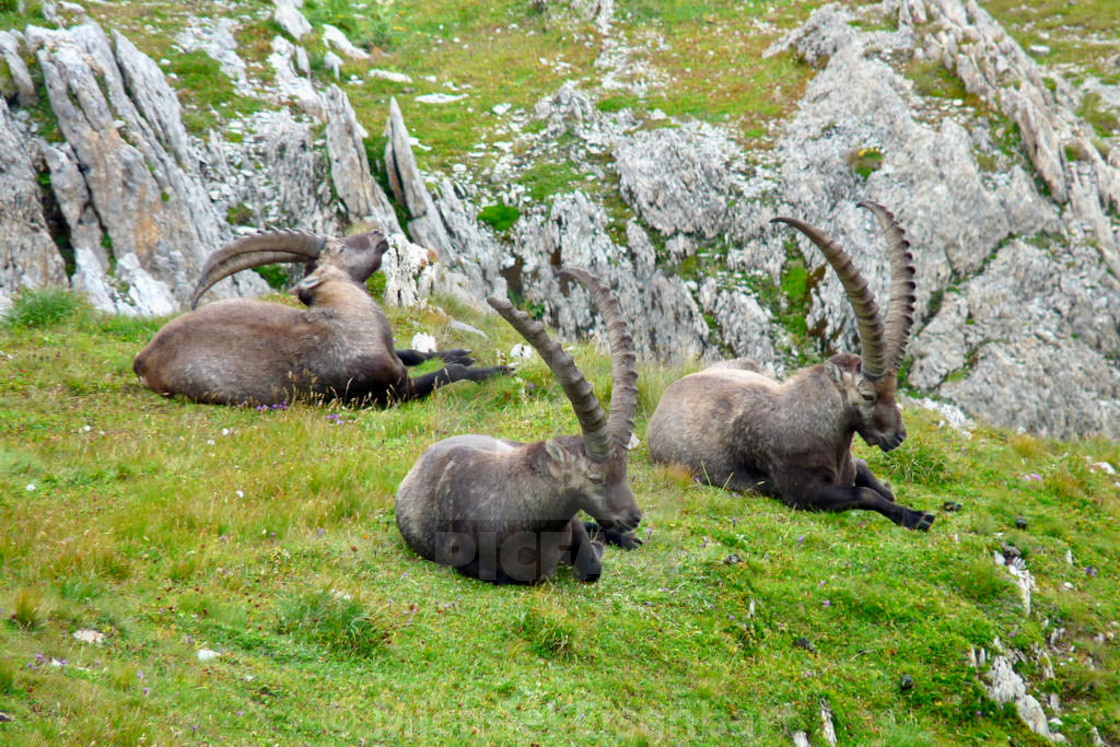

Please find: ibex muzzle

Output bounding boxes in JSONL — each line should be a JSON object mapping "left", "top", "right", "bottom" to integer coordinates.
{"left": 648, "top": 201, "right": 934, "bottom": 531}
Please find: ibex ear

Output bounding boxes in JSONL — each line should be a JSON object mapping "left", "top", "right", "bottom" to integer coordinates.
{"left": 825, "top": 360, "right": 843, "bottom": 383}
{"left": 292, "top": 272, "right": 324, "bottom": 296}
{"left": 544, "top": 438, "right": 568, "bottom": 466}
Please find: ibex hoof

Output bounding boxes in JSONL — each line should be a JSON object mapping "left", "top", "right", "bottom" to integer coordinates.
{"left": 908, "top": 512, "right": 935, "bottom": 532}
{"left": 575, "top": 568, "right": 602, "bottom": 583}
{"left": 437, "top": 348, "right": 474, "bottom": 365}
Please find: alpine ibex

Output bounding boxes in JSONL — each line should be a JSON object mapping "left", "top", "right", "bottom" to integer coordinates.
{"left": 395, "top": 267, "right": 643, "bottom": 584}
{"left": 648, "top": 201, "right": 934, "bottom": 531}
{"left": 134, "top": 230, "right": 508, "bottom": 405}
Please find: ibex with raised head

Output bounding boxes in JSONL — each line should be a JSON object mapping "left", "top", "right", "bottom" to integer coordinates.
{"left": 395, "top": 267, "right": 643, "bottom": 584}
{"left": 134, "top": 230, "right": 508, "bottom": 405}
{"left": 648, "top": 201, "right": 934, "bottom": 531}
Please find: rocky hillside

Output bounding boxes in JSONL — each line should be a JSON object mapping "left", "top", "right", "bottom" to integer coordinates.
{"left": 1, "top": 0, "right": 1118, "bottom": 439}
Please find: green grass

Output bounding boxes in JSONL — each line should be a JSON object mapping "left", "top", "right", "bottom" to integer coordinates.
{"left": 0, "top": 288, "right": 1118, "bottom": 743}
{"left": 2, "top": 0, "right": 1120, "bottom": 741}
{"left": 2, "top": 286, "right": 84, "bottom": 329}
{"left": 978, "top": 0, "right": 1120, "bottom": 83}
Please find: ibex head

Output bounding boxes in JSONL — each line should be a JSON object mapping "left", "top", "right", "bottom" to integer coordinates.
{"left": 488, "top": 267, "right": 642, "bottom": 534}
{"left": 824, "top": 351, "right": 905, "bottom": 451}
{"left": 773, "top": 201, "right": 916, "bottom": 453}
{"left": 190, "top": 230, "right": 390, "bottom": 309}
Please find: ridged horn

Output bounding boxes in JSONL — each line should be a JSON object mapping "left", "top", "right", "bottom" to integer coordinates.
{"left": 190, "top": 231, "right": 326, "bottom": 309}
{"left": 771, "top": 214, "right": 887, "bottom": 380}
{"left": 858, "top": 201, "right": 916, "bottom": 370}
{"left": 487, "top": 296, "right": 613, "bottom": 463}
{"left": 559, "top": 267, "right": 638, "bottom": 451}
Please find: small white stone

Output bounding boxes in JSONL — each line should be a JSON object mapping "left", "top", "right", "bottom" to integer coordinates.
{"left": 410, "top": 333, "right": 438, "bottom": 354}
{"left": 197, "top": 648, "right": 220, "bottom": 662}
{"left": 73, "top": 629, "right": 105, "bottom": 645}
{"left": 415, "top": 93, "right": 467, "bottom": 104}
{"left": 368, "top": 68, "right": 412, "bottom": 84}
{"left": 510, "top": 344, "right": 534, "bottom": 359}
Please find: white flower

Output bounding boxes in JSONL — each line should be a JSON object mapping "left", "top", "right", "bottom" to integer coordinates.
{"left": 197, "top": 648, "right": 220, "bottom": 662}
{"left": 25, "top": 483, "right": 36, "bottom": 492}
{"left": 235, "top": 490, "right": 244, "bottom": 498}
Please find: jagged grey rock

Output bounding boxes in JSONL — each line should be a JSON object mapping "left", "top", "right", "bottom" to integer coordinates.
{"left": 323, "top": 85, "right": 401, "bottom": 233}
{"left": 323, "top": 50, "right": 342, "bottom": 80}
{"left": 43, "top": 143, "right": 105, "bottom": 265}
{"left": 203, "top": 109, "right": 338, "bottom": 240}
{"left": 941, "top": 336, "right": 1120, "bottom": 439}
{"left": 912, "top": 0, "right": 1120, "bottom": 272}
{"left": 0, "top": 31, "right": 36, "bottom": 105}
{"left": 0, "top": 97, "right": 67, "bottom": 300}
{"left": 385, "top": 97, "right": 455, "bottom": 260}
{"left": 28, "top": 23, "right": 226, "bottom": 310}
{"left": 507, "top": 191, "right": 712, "bottom": 361}
{"left": 4, "top": 19, "right": 388, "bottom": 312}
{"left": 740, "top": 0, "right": 1117, "bottom": 438}
{"left": 322, "top": 24, "right": 368, "bottom": 60}
{"left": 267, "top": 35, "right": 323, "bottom": 119}
{"left": 381, "top": 233, "right": 432, "bottom": 308}
{"left": 614, "top": 127, "right": 732, "bottom": 239}
{"left": 273, "top": 0, "right": 312, "bottom": 41}
{"left": 984, "top": 654, "right": 1067, "bottom": 742}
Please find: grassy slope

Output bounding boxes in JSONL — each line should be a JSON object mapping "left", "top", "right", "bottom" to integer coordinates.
{"left": 2, "top": 0, "right": 1120, "bottom": 743}
{"left": 0, "top": 291, "right": 1118, "bottom": 745}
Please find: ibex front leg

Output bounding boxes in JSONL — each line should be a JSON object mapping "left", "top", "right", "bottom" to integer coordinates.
{"left": 789, "top": 480, "right": 934, "bottom": 532}
{"left": 399, "top": 363, "right": 512, "bottom": 401}
{"left": 396, "top": 348, "right": 475, "bottom": 366}
{"left": 564, "top": 519, "right": 604, "bottom": 583}
{"left": 854, "top": 459, "right": 895, "bottom": 502}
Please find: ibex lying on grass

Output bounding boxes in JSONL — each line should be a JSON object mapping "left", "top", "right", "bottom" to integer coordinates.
{"left": 395, "top": 267, "right": 643, "bottom": 584}
{"left": 134, "top": 230, "right": 508, "bottom": 405}
{"left": 648, "top": 201, "right": 934, "bottom": 531}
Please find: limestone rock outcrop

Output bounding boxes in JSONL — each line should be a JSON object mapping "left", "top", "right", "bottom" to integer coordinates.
{"left": 1, "top": 20, "right": 397, "bottom": 315}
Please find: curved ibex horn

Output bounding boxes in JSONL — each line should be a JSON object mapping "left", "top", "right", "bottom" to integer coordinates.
{"left": 558, "top": 267, "right": 638, "bottom": 451}
{"left": 190, "top": 231, "right": 327, "bottom": 309}
{"left": 771, "top": 213, "right": 888, "bottom": 380}
{"left": 858, "top": 201, "right": 916, "bottom": 370}
{"left": 487, "top": 296, "right": 613, "bottom": 463}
